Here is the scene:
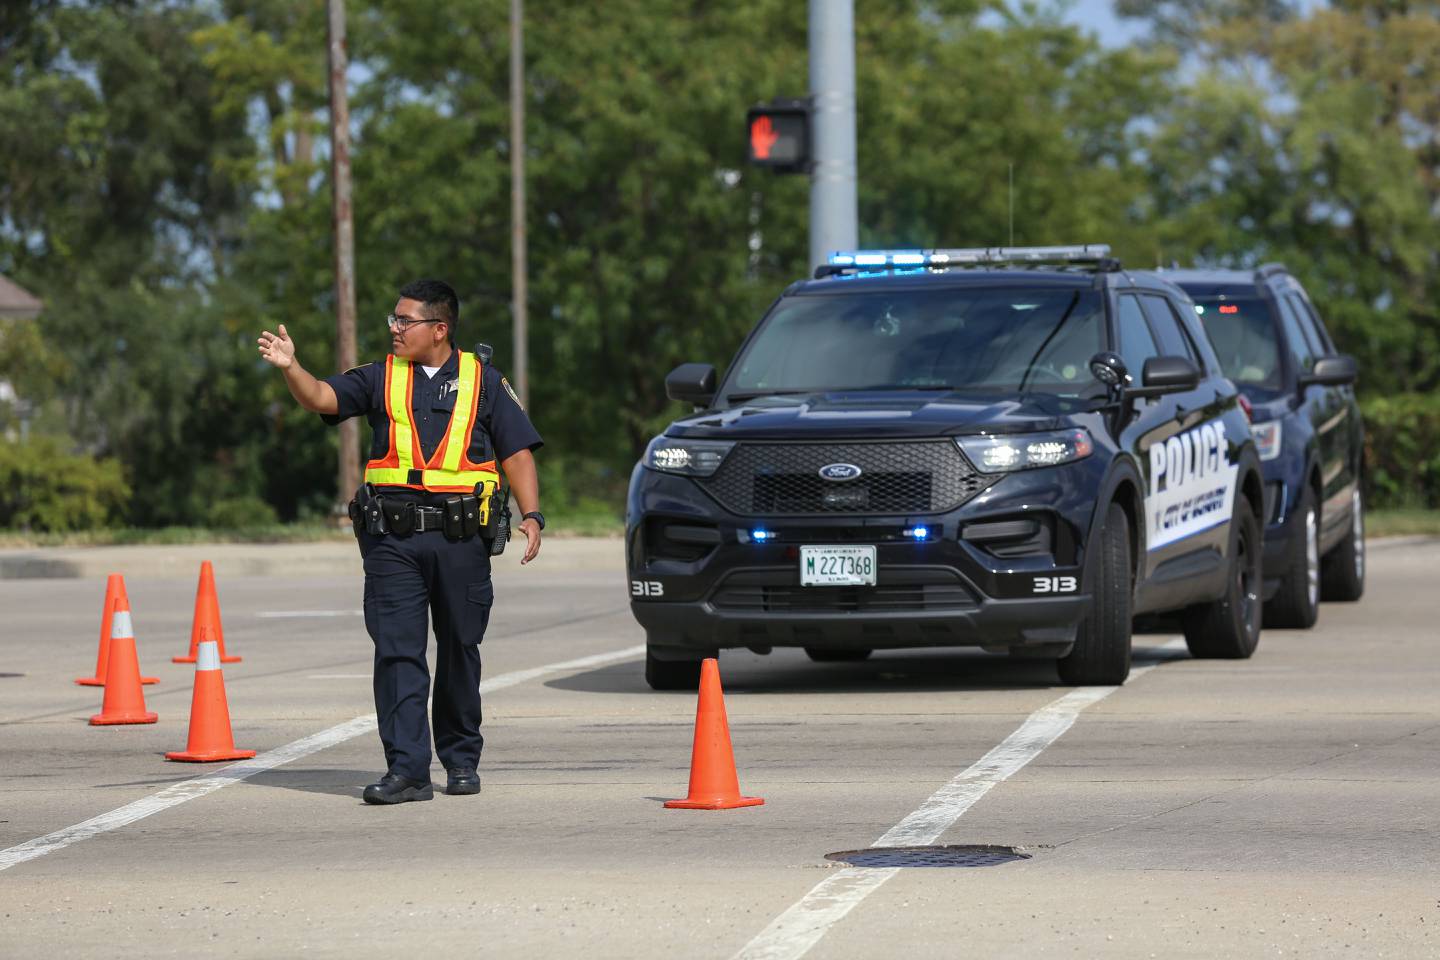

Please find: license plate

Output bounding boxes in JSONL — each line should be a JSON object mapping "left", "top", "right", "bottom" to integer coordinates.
{"left": 800, "top": 545, "right": 877, "bottom": 587}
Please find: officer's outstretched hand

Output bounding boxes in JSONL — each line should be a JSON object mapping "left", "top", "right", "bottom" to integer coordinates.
{"left": 257, "top": 324, "right": 296, "bottom": 369}
{"left": 518, "top": 517, "right": 542, "bottom": 565}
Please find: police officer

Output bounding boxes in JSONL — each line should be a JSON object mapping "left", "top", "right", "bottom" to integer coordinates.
{"left": 257, "top": 279, "right": 543, "bottom": 804}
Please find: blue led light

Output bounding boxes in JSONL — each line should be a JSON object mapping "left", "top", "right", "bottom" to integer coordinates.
{"left": 891, "top": 252, "right": 925, "bottom": 265}
{"left": 751, "top": 529, "right": 775, "bottom": 542}
{"left": 904, "top": 526, "right": 930, "bottom": 540}
{"left": 853, "top": 253, "right": 887, "bottom": 266}
{"left": 829, "top": 253, "right": 855, "bottom": 266}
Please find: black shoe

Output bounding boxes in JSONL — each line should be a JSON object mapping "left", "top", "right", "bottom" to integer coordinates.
{"left": 362, "top": 773, "right": 434, "bottom": 805}
{"left": 446, "top": 767, "right": 481, "bottom": 795}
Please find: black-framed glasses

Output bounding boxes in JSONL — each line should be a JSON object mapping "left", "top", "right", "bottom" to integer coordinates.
{"left": 386, "top": 313, "right": 440, "bottom": 332}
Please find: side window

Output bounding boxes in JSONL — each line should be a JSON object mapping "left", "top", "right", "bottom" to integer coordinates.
{"left": 1139, "top": 295, "right": 1197, "bottom": 362}
{"left": 1274, "top": 294, "right": 1317, "bottom": 374}
{"left": 1116, "top": 295, "right": 1159, "bottom": 380}
{"left": 1289, "top": 293, "right": 1334, "bottom": 355}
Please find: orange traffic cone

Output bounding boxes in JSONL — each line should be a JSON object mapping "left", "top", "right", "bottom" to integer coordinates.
{"left": 77, "top": 575, "right": 158, "bottom": 686}
{"left": 174, "top": 561, "right": 240, "bottom": 664}
{"left": 665, "top": 658, "right": 764, "bottom": 810}
{"left": 89, "top": 592, "right": 157, "bottom": 725}
{"left": 165, "top": 630, "right": 255, "bottom": 763}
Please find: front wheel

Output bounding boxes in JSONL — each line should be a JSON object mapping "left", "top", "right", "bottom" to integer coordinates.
{"left": 1183, "top": 499, "right": 1262, "bottom": 658}
{"left": 644, "top": 638, "right": 710, "bottom": 691}
{"left": 1057, "top": 502, "right": 1132, "bottom": 685}
{"left": 1265, "top": 485, "right": 1320, "bottom": 629}
{"left": 1321, "top": 486, "right": 1365, "bottom": 602}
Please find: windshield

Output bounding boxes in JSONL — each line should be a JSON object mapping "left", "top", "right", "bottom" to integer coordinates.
{"left": 727, "top": 287, "right": 1105, "bottom": 398}
{"left": 1189, "top": 296, "right": 1282, "bottom": 388}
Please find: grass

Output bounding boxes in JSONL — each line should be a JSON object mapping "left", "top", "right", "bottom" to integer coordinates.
{"left": 1366, "top": 508, "right": 1440, "bottom": 539}
{"left": 2, "top": 508, "right": 1430, "bottom": 548}
{"left": 0, "top": 505, "right": 625, "bottom": 548}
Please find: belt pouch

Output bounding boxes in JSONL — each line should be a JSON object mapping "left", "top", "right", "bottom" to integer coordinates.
{"left": 347, "top": 496, "right": 363, "bottom": 536}
{"left": 443, "top": 496, "right": 465, "bottom": 540}
{"left": 364, "top": 494, "right": 390, "bottom": 536}
{"left": 382, "top": 499, "right": 414, "bottom": 536}
{"left": 459, "top": 494, "right": 481, "bottom": 538}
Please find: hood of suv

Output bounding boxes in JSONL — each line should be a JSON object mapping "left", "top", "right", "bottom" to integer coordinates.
{"left": 667, "top": 390, "right": 1090, "bottom": 440}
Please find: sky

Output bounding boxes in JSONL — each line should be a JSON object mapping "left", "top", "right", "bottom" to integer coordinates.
{"left": 1057, "top": 0, "right": 1152, "bottom": 46}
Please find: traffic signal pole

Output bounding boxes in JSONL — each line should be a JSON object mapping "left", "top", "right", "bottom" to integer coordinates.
{"left": 808, "top": 0, "right": 858, "bottom": 271}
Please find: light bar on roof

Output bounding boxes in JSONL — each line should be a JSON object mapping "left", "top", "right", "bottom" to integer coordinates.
{"left": 827, "top": 245, "right": 1112, "bottom": 268}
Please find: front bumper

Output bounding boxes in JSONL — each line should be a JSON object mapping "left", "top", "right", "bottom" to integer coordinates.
{"left": 627, "top": 461, "right": 1100, "bottom": 655}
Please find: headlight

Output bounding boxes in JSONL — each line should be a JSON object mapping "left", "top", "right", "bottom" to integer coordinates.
{"left": 1251, "top": 420, "right": 1282, "bottom": 461}
{"left": 957, "top": 429, "right": 1094, "bottom": 473}
{"left": 642, "top": 437, "right": 735, "bottom": 477}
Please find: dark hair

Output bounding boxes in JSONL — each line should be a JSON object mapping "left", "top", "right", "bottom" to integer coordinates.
{"left": 398, "top": 279, "right": 459, "bottom": 342}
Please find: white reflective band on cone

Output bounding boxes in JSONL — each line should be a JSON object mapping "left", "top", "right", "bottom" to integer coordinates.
{"left": 196, "top": 641, "right": 221, "bottom": 671}
{"left": 110, "top": 610, "right": 134, "bottom": 640}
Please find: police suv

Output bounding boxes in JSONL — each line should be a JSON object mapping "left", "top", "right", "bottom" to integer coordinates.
{"left": 627, "top": 246, "right": 1266, "bottom": 690}
{"left": 1166, "top": 265, "right": 1364, "bottom": 628}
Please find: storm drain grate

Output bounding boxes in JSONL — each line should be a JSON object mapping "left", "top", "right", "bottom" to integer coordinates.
{"left": 825, "top": 845, "right": 1030, "bottom": 868}
{"left": 0, "top": 673, "right": 23, "bottom": 679}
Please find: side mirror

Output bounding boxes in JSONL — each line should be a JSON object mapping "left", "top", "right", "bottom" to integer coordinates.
{"left": 1299, "top": 354, "right": 1357, "bottom": 387}
{"left": 665, "top": 362, "right": 717, "bottom": 406}
{"left": 1129, "top": 356, "right": 1201, "bottom": 397}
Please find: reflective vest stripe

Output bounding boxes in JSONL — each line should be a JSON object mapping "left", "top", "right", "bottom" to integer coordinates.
{"left": 439, "top": 354, "right": 478, "bottom": 474}
{"left": 363, "top": 352, "right": 500, "bottom": 493}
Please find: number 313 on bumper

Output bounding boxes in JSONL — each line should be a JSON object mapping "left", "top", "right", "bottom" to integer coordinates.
{"left": 1032, "top": 576, "right": 1077, "bottom": 594}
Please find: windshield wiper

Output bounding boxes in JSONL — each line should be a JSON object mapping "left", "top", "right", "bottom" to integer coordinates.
{"left": 844, "top": 384, "right": 956, "bottom": 391}
{"left": 725, "top": 389, "right": 813, "bottom": 402}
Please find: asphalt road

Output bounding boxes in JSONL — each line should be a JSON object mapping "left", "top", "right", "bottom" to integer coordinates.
{"left": 1, "top": 538, "right": 1436, "bottom": 959}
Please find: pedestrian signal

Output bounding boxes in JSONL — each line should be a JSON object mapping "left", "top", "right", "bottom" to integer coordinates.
{"left": 747, "top": 101, "right": 809, "bottom": 173}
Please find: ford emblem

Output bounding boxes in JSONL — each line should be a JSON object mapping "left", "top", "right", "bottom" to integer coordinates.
{"left": 819, "top": 463, "right": 863, "bottom": 482}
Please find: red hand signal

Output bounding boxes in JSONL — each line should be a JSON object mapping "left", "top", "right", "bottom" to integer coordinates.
{"left": 750, "top": 115, "right": 780, "bottom": 160}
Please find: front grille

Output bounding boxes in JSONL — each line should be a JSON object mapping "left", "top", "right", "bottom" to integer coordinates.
{"left": 711, "top": 569, "right": 976, "bottom": 614}
{"left": 698, "top": 440, "right": 994, "bottom": 517}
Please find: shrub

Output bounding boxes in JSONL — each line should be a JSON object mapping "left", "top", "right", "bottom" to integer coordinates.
{"left": 205, "top": 494, "right": 280, "bottom": 530}
{"left": 1360, "top": 394, "right": 1440, "bottom": 509}
{"left": 0, "top": 437, "right": 131, "bottom": 531}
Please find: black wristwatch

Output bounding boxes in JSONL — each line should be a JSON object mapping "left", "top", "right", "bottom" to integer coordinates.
{"left": 522, "top": 511, "right": 545, "bottom": 531}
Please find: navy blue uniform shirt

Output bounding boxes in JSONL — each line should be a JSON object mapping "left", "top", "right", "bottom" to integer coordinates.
{"left": 322, "top": 350, "right": 542, "bottom": 503}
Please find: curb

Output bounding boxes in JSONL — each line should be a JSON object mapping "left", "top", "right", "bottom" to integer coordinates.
{"left": 0, "top": 537, "right": 625, "bottom": 580}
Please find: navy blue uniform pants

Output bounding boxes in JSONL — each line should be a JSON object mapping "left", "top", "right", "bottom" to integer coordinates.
{"left": 358, "top": 531, "right": 493, "bottom": 781}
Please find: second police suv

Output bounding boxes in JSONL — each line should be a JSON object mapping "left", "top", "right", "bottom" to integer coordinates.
{"left": 626, "top": 246, "right": 1265, "bottom": 690}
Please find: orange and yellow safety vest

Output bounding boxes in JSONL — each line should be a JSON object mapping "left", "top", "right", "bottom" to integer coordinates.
{"left": 363, "top": 352, "right": 500, "bottom": 495}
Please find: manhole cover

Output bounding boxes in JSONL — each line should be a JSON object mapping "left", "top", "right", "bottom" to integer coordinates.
{"left": 825, "top": 844, "right": 1030, "bottom": 868}
{"left": 0, "top": 673, "right": 23, "bottom": 679}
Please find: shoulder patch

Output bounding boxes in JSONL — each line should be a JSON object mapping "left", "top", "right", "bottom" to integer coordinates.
{"left": 502, "top": 377, "right": 524, "bottom": 409}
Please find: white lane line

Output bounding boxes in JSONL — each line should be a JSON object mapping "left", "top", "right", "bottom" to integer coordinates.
{"left": 256, "top": 610, "right": 364, "bottom": 619}
{"left": 733, "top": 640, "right": 1187, "bottom": 960}
{"left": 0, "top": 643, "right": 644, "bottom": 873}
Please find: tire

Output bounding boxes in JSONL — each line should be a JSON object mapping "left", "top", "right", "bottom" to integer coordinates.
{"left": 644, "top": 642, "right": 707, "bottom": 691}
{"left": 1057, "top": 502, "right": 1132, "bottom": 685}
{"left": 1265, "top": 484, "right": 1320, "bottom": 629}
{"left": 805, "top": 647, "right": 872, "bottom": 662}
{"left": 1321, "top": 486, "right": 1365, "bottom": 602}
{"left": 1183, "top": 498, "right": 1262, "bottom": 658}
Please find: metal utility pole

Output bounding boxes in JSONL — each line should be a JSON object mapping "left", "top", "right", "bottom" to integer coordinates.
{"left": 327, "top": 0, "right": 359, "bottom": 509}
{"left": 808, "top": 0, "right": 858, "bottom": 271}
{"left": 510, "top": 0, "right": 529, "bottom": 408}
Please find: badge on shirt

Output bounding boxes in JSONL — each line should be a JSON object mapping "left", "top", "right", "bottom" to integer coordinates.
{"left": 438, "top": 378, "right": 460, "bottom": 401}
{"left": 502, "top": 377, "right": 523, "bottom": 409}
